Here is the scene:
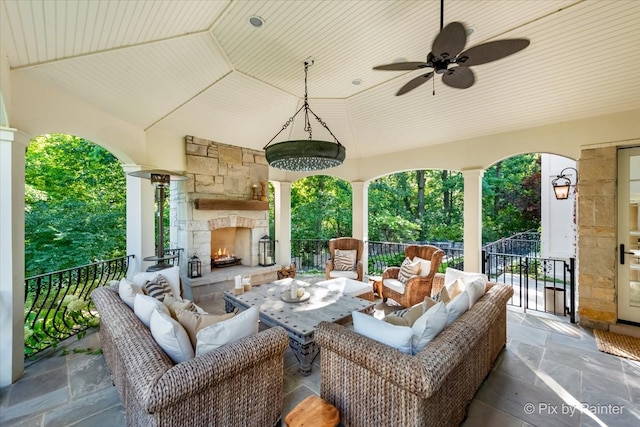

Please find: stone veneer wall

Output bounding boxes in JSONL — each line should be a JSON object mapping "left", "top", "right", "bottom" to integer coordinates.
{"left": 171, "top": 136, "right": 269, "bottom": 274}
{"left": 577, "top": 146, "right": 617, "bottom": 329}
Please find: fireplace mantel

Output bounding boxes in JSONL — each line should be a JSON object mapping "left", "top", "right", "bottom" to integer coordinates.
{"left": 195, "top": 199, "right": 268, "bottom": 211}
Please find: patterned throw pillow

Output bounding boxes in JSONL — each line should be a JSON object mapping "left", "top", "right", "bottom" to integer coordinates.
{"left": 142, "top": 274, "right": 173, "bottom": 301}
{"left": 163, "top": 294, "right": 198, "bottom": 318}
{"left": 334, "top": 249, "right": 357, "bottom": 271}
{"left": 383, "top": 300, "right": 426, "bottom": 327}
{"left": 397, "top": 257, "right": 421, "bottom": 283}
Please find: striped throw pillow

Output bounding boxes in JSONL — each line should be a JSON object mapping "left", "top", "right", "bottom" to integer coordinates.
{"left": 334, "top": 249, "right": 357, "bottom": 271}
{"left": 142, "top": 274, "right": 173, "bottom": 301}
{"left": 397, "top": 257, "right": 421, "bottom": 283}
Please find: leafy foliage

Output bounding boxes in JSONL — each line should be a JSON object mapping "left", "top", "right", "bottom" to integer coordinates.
{"left": 25, "top": 134, "right": 126, "bottom": 277}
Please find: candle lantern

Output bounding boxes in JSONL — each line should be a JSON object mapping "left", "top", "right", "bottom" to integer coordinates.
{"left": 259, "top": 235, "right": 275, "bottom": 266}
{"left": 188, "top": 255, "right": 202, "bottom": 278}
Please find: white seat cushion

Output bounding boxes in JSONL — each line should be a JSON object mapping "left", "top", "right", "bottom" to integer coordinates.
{"left": 132, "top": 266, "right": 181, "bottom": 299}
{"left": 315, "top": 277, "right": 372, "bottom": 297}
{"left": 134, "top": 294, "right": 170, "bottom": 328}
{"left": 413, "top": 256, "right": 432, "bottom": 277}
{"left": 411, "top": 302, "right": 448, "bottom": 354}
{"left": 119, "top": 278, "right": 142, "bottom": 309}
{"left": 328, "top": 270, "right": 359, "bottom": 280}
{"left": 195, "top": 306, "right": 259, "bottom": 356}
{"left": 383, "top": 278, "right": 405, "bottom": 294}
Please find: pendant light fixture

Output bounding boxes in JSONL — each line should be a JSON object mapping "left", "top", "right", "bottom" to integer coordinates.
{"left": 264, "top": 60, "right": 345, "bottom": 171}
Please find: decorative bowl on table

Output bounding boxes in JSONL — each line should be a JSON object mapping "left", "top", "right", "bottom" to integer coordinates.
{"left": 281, "top": 290, "right": 310, "bottom": 303}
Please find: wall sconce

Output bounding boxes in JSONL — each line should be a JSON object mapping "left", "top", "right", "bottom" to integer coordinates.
{"left": 552, "top": 167, "right": 578, "bottom": 200}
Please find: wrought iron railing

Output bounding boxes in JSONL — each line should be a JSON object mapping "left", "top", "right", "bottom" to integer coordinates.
{"left": 482, "top": 230, "right": 540, "bottom": 257}
{"left": 24, "top": 254, "right": 134, "bottom": 358}
{"left": 290, "top": 239, "right": 331, "bottom": 272}
{"left": 367, "top": 241, "right": 463, "bottom": 275}
{"left": 483, "top": 251, "right": 575, "bottom": 323}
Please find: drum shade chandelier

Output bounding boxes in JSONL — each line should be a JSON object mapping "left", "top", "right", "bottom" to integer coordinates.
{"left": 264, "top": 60, "right": 345, "bottom": 171}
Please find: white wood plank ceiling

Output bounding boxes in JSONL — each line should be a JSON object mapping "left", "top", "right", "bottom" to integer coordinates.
{"left": 2, "top": 0, "right": 639, "bottom": 159}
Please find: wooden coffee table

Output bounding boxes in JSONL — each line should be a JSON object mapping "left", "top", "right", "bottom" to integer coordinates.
{"left": 223, "top": 278, "right": 375, "bottom": 376}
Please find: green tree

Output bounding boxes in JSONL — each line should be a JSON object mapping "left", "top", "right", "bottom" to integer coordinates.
{"left": 290, "top": 175, "right": 352, "bottom": 240}
{"left": 25, "top": 134, "right": 126, "bottom": 276}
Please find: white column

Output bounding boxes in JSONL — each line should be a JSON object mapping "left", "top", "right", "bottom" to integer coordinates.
{"left": 123, "top": 164, "right": 155, "bottom": 274}
{"left": 463, "top": 169, "right": 484, "bottom": 272}
{"left": 352, "top": 181, "right": 369, "bottom": 275}
{"left": 0, "top": 127, "right": 26, "bottom": 385}
{"left": 273, "top": 181, "right": 292, "bottom": 267}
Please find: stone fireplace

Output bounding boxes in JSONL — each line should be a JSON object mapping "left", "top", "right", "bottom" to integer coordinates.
{"left": 171, "top": 136, "right": 278, "bottom": 301}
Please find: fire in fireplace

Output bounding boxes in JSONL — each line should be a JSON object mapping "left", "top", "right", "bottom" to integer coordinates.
{"left": 211, "top": 247, "right": 242, "bottom": 268}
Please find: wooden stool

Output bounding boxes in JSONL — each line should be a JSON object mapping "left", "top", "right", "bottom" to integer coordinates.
{"left": 285, "top": 395, "right": 340, "bottom": 427}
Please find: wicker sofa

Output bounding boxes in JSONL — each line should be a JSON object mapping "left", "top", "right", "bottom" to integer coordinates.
{"left": 92, "top": 286, "right": 289, "bottom": 426}
{"left": 316, "top": 277, "right": 513, "bottom": 427}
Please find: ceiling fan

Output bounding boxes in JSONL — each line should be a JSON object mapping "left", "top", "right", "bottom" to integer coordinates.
{"left": 373, "top": 0, "right": 530, "bottom": 95}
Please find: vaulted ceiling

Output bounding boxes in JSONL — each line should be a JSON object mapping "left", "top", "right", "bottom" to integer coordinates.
{"left": 2, "top": 0, "right": 639, "bottom": 160}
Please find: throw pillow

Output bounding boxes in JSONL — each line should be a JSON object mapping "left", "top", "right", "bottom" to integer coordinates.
{"left": 383, "top": 301, "right": 426, "bottom": 327}
{"left": 133, "top": 266, "right": 182, "bottom": 299}
{"left": 445, "top": 290, "right": 470, "bottom": 327}
{"left": 411, "top": 302, "right": 448, "bottom": 354}
{"left": 163, "top": 295, "right": 198, "bottom": 318}
{"left": 424, "top": 296, "right": 438, "bottom": 310}
{"left": 119, "top": 278, "right": 142, "bottom": 309}
{"left": 195, "top": 306, "right": 259, "bottom": 356}
{"left": 466, "top": 277, "right": 486, "bottom": 308}
{"left": 134, "top": 293, "right": 170, "bottom": 328}
{"left": 176, "top": 309, "right": 236, "bottom": 348}
{"left": 352, "top": 311, "right": 413, "bottom": 354}
{"left": 397, "top": 257, "right": 421, "bottom": 283}
{"left": 334, "top": 249, "right": 357, "bottom": 271}
{"left": 142, "top": 274, "right": 173, "bottom": 301}
{"left": 433, "top": 278, "right": 462, "bottom": 303}
{"left": 413, "top": 256, "right": 432, "bottom": 277}
{"left": 443, "top": 267, "right": 488, "bottom": 291}
{"left": 150, "top": 308, "right": 194, "bottom": 364}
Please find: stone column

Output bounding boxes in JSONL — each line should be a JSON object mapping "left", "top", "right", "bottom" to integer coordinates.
{"left": 463, "top": 169, "right": 484, "bottom": 272}
{"left": 352, "top": 181, "right": 369, "bottom": 275}
{"left": 0, "top": 126, "right": 26, "bottom": 386}
{"left": 123, "top": 164, "right": 156, "bottom": 274}
{"left": 273, "top": 181, "right": 292, "bottom": 267}
{"left": 577, "top": 147, "right": 616, "bottom": 329}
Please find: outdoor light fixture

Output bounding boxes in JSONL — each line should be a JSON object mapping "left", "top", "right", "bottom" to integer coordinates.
{"left": 264, "top": 60, "right": 346, "bottom": 172}
{"left": 551, "top": 167, "right": 578, "bottom": 200}
{"left": 128, "top": 169, "right": 189, "bottom": 271}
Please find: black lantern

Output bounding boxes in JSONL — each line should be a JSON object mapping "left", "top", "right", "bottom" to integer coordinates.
{"left": 259, "top": 235, "right": 275, "bottom": 266}
{"left": 552, "top": 167, "right": 578, "bottom": 200}
{"left": 188, "top": 255, "right": 202, "bottom": 278}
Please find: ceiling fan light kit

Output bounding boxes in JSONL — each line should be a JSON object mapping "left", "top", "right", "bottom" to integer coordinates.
{"left": 373, "top": 0, "right": 530, "bottom": 95}
{"left": 264, "top": 60, "right": 345, "bottom": 172}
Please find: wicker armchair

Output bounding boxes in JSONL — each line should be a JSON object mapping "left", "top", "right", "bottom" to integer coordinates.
{"left": 381, "top": 244, "right": 444, "bottom": 307}
{"left": 325, "top": 237, "right": 364, "bottom": 281}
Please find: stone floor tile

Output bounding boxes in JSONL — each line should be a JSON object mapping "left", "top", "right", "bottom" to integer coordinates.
{"left": 67, "top": 354, "right": 113, "bottom": 399}
{"left": 534, "top": 358, "right": 581, "bottom": 398}
{"left": 475, "top": 370, "right": 580, "bottom": 427}
{"left": 579, "top": 389, "right": 640, "bottom": 427}
{"left": 66, "top": 404, "right": 125, "bottom": 427}
{"left": 521, "top": 313, "right": 581, "bottom": 338}
{"left": 462, "top": 400, "right": 524, "bottom": 427}
{"left": 0, "top": 387, "right": 69, "bottom": 426}
{"left": 21, "top": 354, "right": 67, "bottom": 380}
{"left": 285, "top": 360, "right": 321, "bottom": 394}
{"left": 547, "top": 329, "right": 598, "bottom": 352}
{"left": 493, "top": 341, "right": 544, "bottom": 384}
{"left": 8, "top": 366, "right": 68, "bottom": 405}
{"left": 507, "top": 322, "right": 550, "bottom": 348}
{"left": 581, "top": 371, "right": 630, "bottom": 401}
{"left": 42, "top": 386, "right": 120, "bottom": 427}
{"left": 544, "top": 341, "right": 626, "bottom": 382}
{"left": 2, "top": 414, "right": 43, "bottom": 427}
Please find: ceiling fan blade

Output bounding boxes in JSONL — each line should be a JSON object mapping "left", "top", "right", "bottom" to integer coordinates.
{"left": 456, "top": 39, "right": 530, "bottom": 66}
{"left": 396, "top": 72, "right": 434, "bottom": 96}
{"left": 432, "top": 22, "right": 467, "bottom": 61}
{"left": 373, "top": 62, "right": 430, "bottom": 71}
{"left": 442, "top": 66, "right": 474, "bottom": 89}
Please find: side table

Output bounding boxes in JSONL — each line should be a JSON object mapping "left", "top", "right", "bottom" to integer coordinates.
{"left": 368, "top": 275, "right": 383, "bottom": 298}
